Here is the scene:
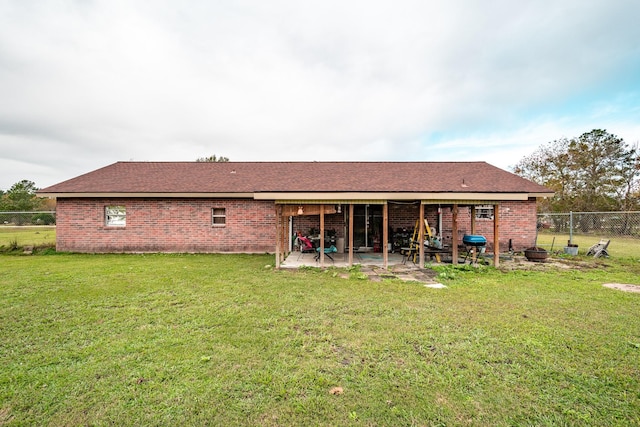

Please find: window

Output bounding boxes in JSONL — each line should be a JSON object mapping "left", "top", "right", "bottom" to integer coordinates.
{"left": 475, "top": 205, "right": 494, "bottom": 220}
{"left": 212, "top": 208, "right": 226, "bottom": 226}
{"left": 105, "top": 205, "right": 126, "bottom": 226}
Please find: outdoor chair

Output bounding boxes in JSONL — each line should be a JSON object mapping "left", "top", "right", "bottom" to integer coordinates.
{"left": 296, "top": 236, "right": 316, "bottom": 260}
{"left": 401, "top": 240, "right": 422, "bottom": 264}
{"left": 586, "top": 239, "right": 610, "bottom": 258}
{"left": 298, "top": 236, "right": 314, "bottom": 251}
{"left": 315, "top": 245, "right": 338, "bottom": 263}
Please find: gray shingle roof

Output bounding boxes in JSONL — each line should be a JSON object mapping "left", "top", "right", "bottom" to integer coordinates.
{"left": 38, "top": 161, "right": 552, "bottom": 195}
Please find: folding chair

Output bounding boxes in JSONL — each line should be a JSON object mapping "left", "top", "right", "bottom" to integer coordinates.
{"left": 315, "top": 245, "right": 338, "bottom": 263}
{"left": 586, "top": 239, "right": 610, "bottom": 258}
{"left": 296, "top": 236, "right": 315, "bottom": 260}
{"left": 400, "top": 241, "right": 419, "bottom": 264}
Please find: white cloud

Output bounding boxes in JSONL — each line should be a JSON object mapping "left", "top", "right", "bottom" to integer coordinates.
{"left": 0, "top": 0, "right": 639, "bottom": 189}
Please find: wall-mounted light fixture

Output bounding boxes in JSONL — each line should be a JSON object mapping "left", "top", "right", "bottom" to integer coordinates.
{"left": 297, "top": 206, "right": 304, "bottom": 215}
{"left": 336, "top": 204, "right": 342, "bottom": 213}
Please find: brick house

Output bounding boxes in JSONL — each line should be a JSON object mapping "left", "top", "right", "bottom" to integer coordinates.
{"left": 37, "top": 161, "right": 553, "bottom": 267}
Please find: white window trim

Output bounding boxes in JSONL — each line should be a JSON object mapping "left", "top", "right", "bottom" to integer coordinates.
{"left": 212, "top": 207, "right": 226, "bottom": 227}
{"left": 475, "top": 205, "right": 494, "bottom": 220}
{"left": 105, "top": 205, "right": 126, "bottom": 226}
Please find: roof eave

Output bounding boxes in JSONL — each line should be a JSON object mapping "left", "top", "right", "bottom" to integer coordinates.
{"left": 37, "top": 190, "right": 555, "bottom": 201}
{"left": 528, "top": 192, "right": 555, "bottom": 198}
{"left": 257, "top": 192, "right": 552, "bottom": 201}
{"left": 36, "top": 192, "right": 255, "bottom": 198}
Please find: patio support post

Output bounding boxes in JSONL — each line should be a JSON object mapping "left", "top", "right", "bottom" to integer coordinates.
{"left": 419, "top": 203, "right": 425, "bottom": 267}
{"left": 383, "top": 203, "right": 388, "bottom": 268}
{"left": 281, "top": 210, "right": 287, "bottom": 263}
{"left": 493, "top": 204, "right": 500, "bottom": 267}
{"left": 348, "top": 204, "right": 354, "bottom": 267}
{"left": 282, "top": 211, "right": 288, "bottom": 260}
{"left": 275, "top": 205, "right": 282, "bottom": 268}
{"left": 320, "top": 204, "right": 325, "bottom": 267}
{"left": 470, "top": 206, "right": 476, "bottom": 234}
{"left": 452, "top": 204, "right": 459, "bottom": 265}
{"left": 470, "top": 205, "right": 476, "bottom": 261}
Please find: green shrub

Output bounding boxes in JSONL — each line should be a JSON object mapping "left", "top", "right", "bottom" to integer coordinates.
{"left": 31, "top": 213, "right": 56, "bottom": 225}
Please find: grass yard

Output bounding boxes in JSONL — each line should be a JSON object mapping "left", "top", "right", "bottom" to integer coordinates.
{"left": 0, "top": 226, "right": 56, "bottom": 250}
{"left": 1, "top": 253, "right": 639, "bottom": 426}
{"left": 535, "top": 232, "right": 640, "bottom": 258}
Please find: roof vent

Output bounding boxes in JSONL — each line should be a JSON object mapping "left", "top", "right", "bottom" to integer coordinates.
{"left": 231, "top": 170, "right": 236, "bottom": 174}
{"left": 461, "top": 178, "right": 468, "bottom": 188}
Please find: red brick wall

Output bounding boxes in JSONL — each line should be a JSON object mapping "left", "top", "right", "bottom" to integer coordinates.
{"left": 388, "top": 203, "right": 420, "bottom": 232}
{"left": 291, "top": 201, "right": 537, "bottom": 252}
{"left": 56, "top": 198, "right": 276, "bottom": 253}
{"left": 55, "top": 198, "right": 538, "bottom": 253}
{"left": 438, "top": 200, "right": 538, "bottom": 251}
{"left": 293, "top": 205, "right": 426, "bottom": 238}
{"left": 292, "top": 214, "right": 345, "bottom": 238}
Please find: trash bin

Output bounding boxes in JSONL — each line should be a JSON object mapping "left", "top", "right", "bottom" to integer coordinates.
{"left": 336, "top": 237, "right": 345, "bottom": 253}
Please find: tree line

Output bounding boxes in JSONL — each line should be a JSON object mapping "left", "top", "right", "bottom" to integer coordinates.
{"left": 4, "top": 142, "right": 639, "bottom": 215}
{"left": 0, "top": 180, "right": 44, "bottom": 211}
{"left": 513, "top": 129, "right": 639, "bottom": 212}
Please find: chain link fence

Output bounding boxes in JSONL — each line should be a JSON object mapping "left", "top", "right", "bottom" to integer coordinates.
{"left": 537, "top": 211, "right": 640, "bottom": 239}
{"left": 536, "top": 211, "right": 640, "bottom": 256}
{"left": 0, "top": 211, "right": 56, "bottom": 226}
{"left": 536, "top": 212, "right": 640, "bottom": 257}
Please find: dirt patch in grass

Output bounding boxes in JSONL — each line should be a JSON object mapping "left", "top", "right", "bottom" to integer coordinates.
{"left": 366, "top": 265, "right": 439, "bottom": 284}
{"left": 602, "top": 283, "right": 640, "bottom": 293}
{"left": 498, "top": 255, "right": 595, "bottom": 272}
{"left": 288, "top": 255, "right": 619, "bottom": 284}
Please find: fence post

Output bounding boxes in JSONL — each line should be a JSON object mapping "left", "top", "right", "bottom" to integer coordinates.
{"left": 569, "top": 211, "right": 573, "bottom": 245}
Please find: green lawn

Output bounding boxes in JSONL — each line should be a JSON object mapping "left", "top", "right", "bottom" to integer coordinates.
{"left": 1, "top": 253, "right": 639, "bottom": 426}
{"left": 0, "top": 226, "right": 56, "bottom": 249}
{"left": 535, "top": 232, "right": 640, "bottom": 258}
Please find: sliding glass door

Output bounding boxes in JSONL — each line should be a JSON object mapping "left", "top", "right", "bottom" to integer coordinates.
{"left": 350, "top": 205, "right": 382, "bottom": 250}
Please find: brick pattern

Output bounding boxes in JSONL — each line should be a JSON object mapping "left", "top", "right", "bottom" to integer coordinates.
{"left": 56, "top": 198, "right": 276, "bottom": 253}
{"left": 293, "top": 214, "right": 344, "bottom": 238}
{"left": 388, "top": 203, "right": 420, "bottom": 232}
{"left": 56, "top": 199, "right": 537, "bottom": 253}
{"left": 290, "top": 201, "right": 537, "bottom": 252}
{"left": 438, "top": 200, "right": 537, "bottom": 251}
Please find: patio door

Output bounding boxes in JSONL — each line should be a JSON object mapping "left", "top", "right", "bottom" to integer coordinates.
{"left": 350, "top": 205, "right": 382, "bottom": 250}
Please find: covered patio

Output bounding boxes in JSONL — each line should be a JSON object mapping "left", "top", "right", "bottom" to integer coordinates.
{"left": 274, "top": 200, "right": 505, "bottom": 269}
{"left": 280, "top": 250, "right": 408, "bottom": 269}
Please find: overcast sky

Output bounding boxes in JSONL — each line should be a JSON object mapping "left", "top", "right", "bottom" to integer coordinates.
{"left": 1, "top": 0, "right": 639, "bottom": 191}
